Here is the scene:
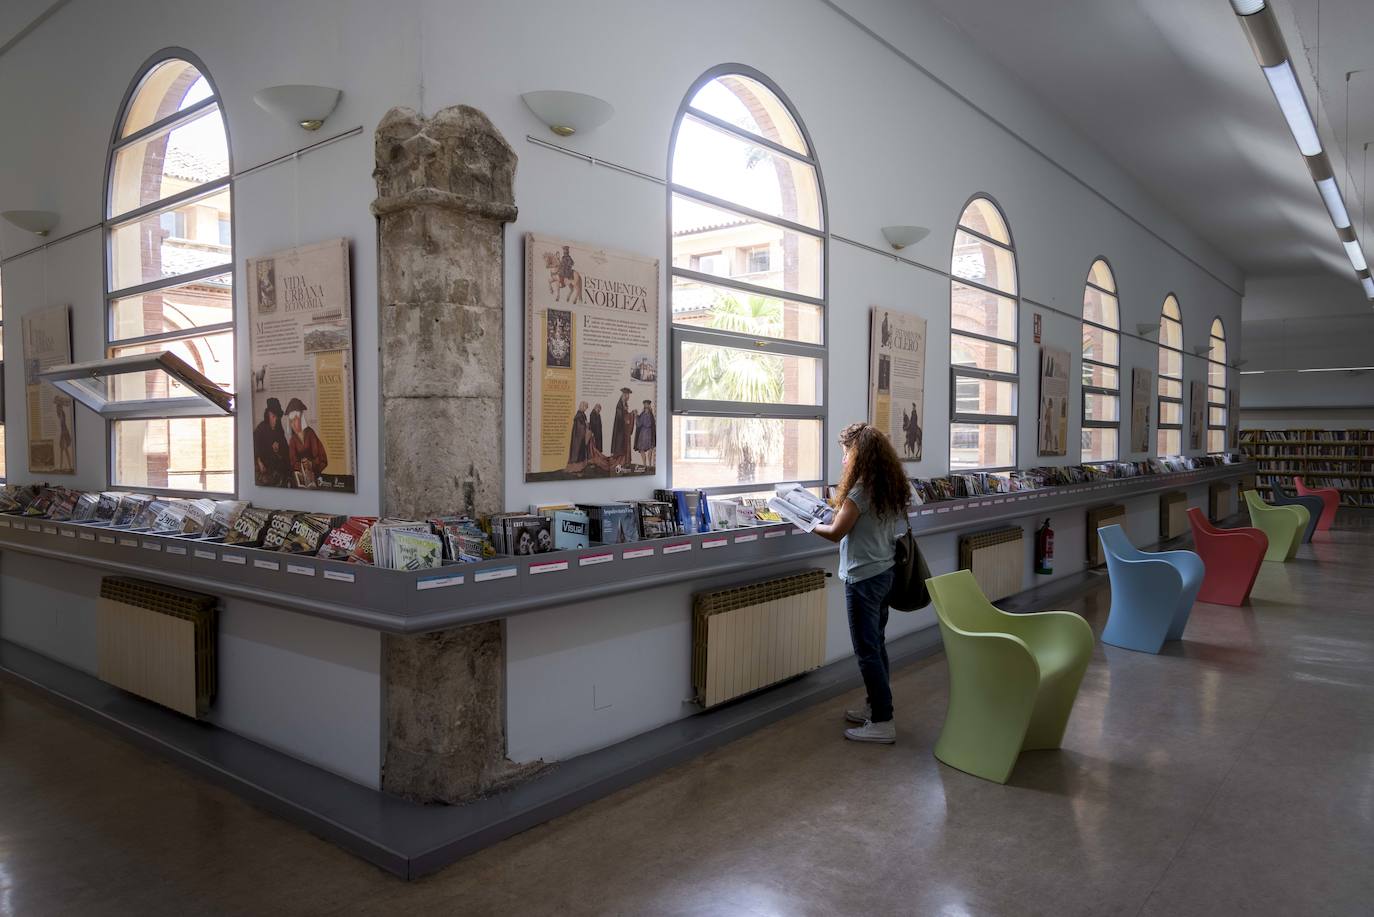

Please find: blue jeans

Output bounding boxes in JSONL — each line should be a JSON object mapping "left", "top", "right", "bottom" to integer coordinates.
{"left": 845, "top": 567, "right": 894, "bottom": 723}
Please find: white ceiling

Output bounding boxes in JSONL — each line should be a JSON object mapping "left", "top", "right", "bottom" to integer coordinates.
{"left": 918, "top": 0, "right": 1374, "bottom": 304}
{"left": 0, "top": 0, "right": 67, "bottom": 57}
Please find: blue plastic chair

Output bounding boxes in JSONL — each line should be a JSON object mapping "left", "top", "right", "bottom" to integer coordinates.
{"left": 1097, "top": 524, "right": 1204, "bottom": 654}
{"left": 1270, "top": 491, "right": 1322, "bottom": 544}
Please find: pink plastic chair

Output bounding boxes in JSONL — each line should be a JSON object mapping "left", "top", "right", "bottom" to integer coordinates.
{"left": 1294, "top": 477, "right": 1339, "bottom": 532}
{"left": 1187, "top": 508, "right": 1267, "bottom": 606}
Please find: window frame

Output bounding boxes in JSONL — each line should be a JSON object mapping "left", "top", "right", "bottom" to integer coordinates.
{"left": 949, "top": 193, "right": 1018, "bottom": 473}
{"left": 1156, "top": 294, "right": 1184, "bottom": 456}
{"left": 1206, "top": 316, "right": 1227, "bottom": 453}
{"left": 667, "top": 63, "right": 828, "bottom": 497}
{"left": 103, "top": 47, "right": 236, "bottom": 498}
{"left": 1080, "top": 257, "right": 1120, "bottom": 463}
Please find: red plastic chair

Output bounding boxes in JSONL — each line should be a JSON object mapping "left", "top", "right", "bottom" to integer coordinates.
{"left": 1187, "top": 508, "right": 1267, "bottom": 606}
{"left": 1294, "top": 477, "right": 1338, "bottom": 532}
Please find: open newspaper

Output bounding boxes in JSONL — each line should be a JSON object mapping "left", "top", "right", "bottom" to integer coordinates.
{"left": 768, "top": 483, "right": 835, "bottom": 533}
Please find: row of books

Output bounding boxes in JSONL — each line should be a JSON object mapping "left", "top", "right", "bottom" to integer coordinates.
{"left": 903, "top": 455, "right": 1241, "bottom": 506}
{"left": 1240, "top": 430, "right": 1373, "bottom": 442}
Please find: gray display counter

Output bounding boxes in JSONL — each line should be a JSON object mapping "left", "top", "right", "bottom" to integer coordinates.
{"left": 0, "top": 464, "right": 1252, "bottom": 634}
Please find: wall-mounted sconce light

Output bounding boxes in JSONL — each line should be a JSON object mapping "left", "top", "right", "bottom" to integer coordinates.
{"left": 521, "top": 90, "right": 613, "bottom": 137}
{"left": 1136, "top": 323, "right": 1160, "bottom": 338}
{"left": 1192, "top": 345, "right": 1212, "bottom": 356}
{"left": 1230, "top": 358, "right": 1248, "bottom": 369}
{"left": 2, "top": 210, "right": 59, "bottom": 237}
{"left": 880, "top": 225, "right": 930, "bottom": 251}
{"left": 253, "top": 85, "right": 342, "bottom": 131}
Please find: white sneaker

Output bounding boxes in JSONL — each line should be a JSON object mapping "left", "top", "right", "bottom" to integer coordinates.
{"left": 844, "top": 720, "right": 896, "bottom": 744}
{"left": 844, "top": 703, "right": 871, "bottom": 725}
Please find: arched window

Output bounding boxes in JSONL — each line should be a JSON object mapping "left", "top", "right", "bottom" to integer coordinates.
{"left": 1157, "top": 295, "right": 1184, "bottom": 455}
{"left": 1207, "top": 318, "right": 1227, "bottom": 453}
{"left": 950, "top": 196, "right": 1017, "bottom": 470}
{"left": 669, "top": 67, "right": 826, "bottom": 492}
{"left": 106, "top": 52, "right": 234, "bottom": 493}
{"left": 1081, "top": 259, "right": 1120, "bottom": 461}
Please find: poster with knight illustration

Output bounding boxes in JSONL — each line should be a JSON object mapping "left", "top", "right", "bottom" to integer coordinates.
{"left": 867, "top": 307, "right": 926, "bottom": 462}
{"left": 524, "top": 233, "right": 660, "bottom": 482}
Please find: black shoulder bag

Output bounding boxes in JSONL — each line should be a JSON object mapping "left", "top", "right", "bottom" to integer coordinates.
{"left": 886, "top": 515, "right": 932, "bottom": 611}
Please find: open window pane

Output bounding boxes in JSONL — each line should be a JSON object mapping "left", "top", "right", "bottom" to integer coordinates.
{"left": 110, "top": 273, "right": 232, "bottom": 342}
{"left": 110, "top": 105, "right": 228, "bottom": 219}
{"left": 45, "top": 348, "right": 233, "bottom": 419}
{"left": 951, "top": 283, "right": 1016, "bottom": 343}
{"left": 687, "top": 75, "right": 808, "bottom": 156}
{"left": 1082, "top": 362, "right": 1119, "bottom": 390}
{"left": 955, "top": 376, "right": 1017, "bottom": 417}
{"left": 672, "top": 115, "right": 821, "bottom": 230}
{"left": 109, "top": 186, "right": 231, "bottom": 291}
{"left": 950, "top": 422, "right": 1015, "bottom": 470}
{"left": 1158, "top": 428, "right": 1182, "bottom": 455}
{"left": 1084, "top": 392, "right": 1120, "bottom": 423}
{"left": 951, "top": 333, "right": 1016, "bottom": 374}
{"left": 670, "top": 415, "right": 821, "bottom": 489}
{"left": 670, "top": 277, "right": 821, "bottom": 344}
{"left": 952, "top": 231, "right": 1017, "bottom": 295}
{"left": 112, "top": 332, "right": 234, "bottom": 393}
{"left": 679, "top": 341, "right": 822, "bottom": 406}
{"left": 113, "top": 416, "right": 234, "bottom": 492}
{"left": 1082, "top": 324, "right": 1119, "bottom": 364}
{"left": 672, "top": 195, "right": 822, "bottom": 299}
{"left": 1082, "top": 427, "right": 1118, "bottom": 462}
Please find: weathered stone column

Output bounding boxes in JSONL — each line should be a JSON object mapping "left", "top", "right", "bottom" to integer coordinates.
{"left": 371, "top": 105, "right": 525, "bottom": 803}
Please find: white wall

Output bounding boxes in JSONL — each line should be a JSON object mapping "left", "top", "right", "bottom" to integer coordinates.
{"left": 0, "top": 0, "right": 1245, "bottom": 776}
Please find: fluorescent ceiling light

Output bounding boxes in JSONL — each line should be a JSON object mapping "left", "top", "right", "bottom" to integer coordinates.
{"left": 1363, "top": 276, "right": 1374, "bottom": 298}
{"left": 1316, "top": 177, "right": 1352, "bottom": 229}
{"left": 1297, "top": 365, "right": 1374, "bottom": 373}
{"left": 1344, "top": 240, "right": 1368, "bottom": 272}
{"left": 1239, "top": 370, "right": 1265, "bottom": 375}
{"left": 1230, "top": 0, "right": 1266, "bottom": 13}
{"left": 1262, "top": 61, "right": 1322, "bottom": 156}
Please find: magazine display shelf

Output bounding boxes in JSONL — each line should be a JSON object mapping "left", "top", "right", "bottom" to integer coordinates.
{"left": 0, "top": 463, "right": 1252, "bottom": 634}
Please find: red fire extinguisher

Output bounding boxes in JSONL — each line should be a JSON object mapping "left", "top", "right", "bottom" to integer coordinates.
{"left": 1035, "top": 519, "right": 1054, "bottom": 575}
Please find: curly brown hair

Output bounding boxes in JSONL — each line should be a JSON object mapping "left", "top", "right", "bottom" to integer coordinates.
{"left": 832, "top": 422, "right": 912, "bottom": 519}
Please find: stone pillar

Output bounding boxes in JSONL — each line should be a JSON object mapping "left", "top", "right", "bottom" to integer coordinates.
{"left": 371, "top": 105, "right": 527, "bottom": 803}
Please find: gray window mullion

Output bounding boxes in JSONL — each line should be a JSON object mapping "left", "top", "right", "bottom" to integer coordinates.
{"left": 670, "top": 267, "right": 825, "bottom": 310}
{"left": 669, "top": 185, "right": 825, "bottom": 240}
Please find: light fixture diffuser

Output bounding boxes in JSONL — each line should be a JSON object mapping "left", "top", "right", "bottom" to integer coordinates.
{"left": 1316, "top": 177, "right": 1351, "bottom": 229}
{"left": 1343, "top": 240, "right": 1368, "bottom": 272}
{"left": 1229, "top": 0, "right": 1266, "bottom": 14}
{"left": 2, "top": 209, "right": 59, "bottom": 237}
{"left": 254, "top": 85, "right": 342, "bottom": 131}
{"left": 1261, "top": 61, "right": 1322, "bottom": 156}
{"left": 521, "top": 90, "right": 613, "bottom": 137}
{"left": 880, "top": 225, "right": 929, "bottom": 250}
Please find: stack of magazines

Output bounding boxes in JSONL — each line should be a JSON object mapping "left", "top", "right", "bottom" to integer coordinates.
{"left": 767, "top": 483, "right": 834, "bottom": 532}
{"left": 372, "top": 521, "right": 443, "bottom": 571}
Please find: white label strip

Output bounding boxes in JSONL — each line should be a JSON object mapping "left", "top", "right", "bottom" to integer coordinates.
{"left": 323, "top": 569, "right": 355, "bottom": 583}
{"left": 579, "top": 552, "right": 614, "bottom": 567}
{"left": 529, "top": 560, "right": 569, "bottom": 575}
{"left": 79, "top": 532, "right": 96, "bottom": 541}
{"left": 474, "top": 566, "right": 517, "bottom": 583}
{"left": 623, "top": 547, "right": 654, "bottom": 559}
{"left": 791, "top": 528, "right": 806, "bottom": 535}
{"left": 166, "top": 545, "right": 187, "bottom": 556}
{"left": 418, "top": 573, "right": 465, "bottom": 590}
{"left": 702, "top": 538, "right": 727, "bottom": 550}
{"left": 765, "top": 529, "right": 788, "bottom": 539}
{"left": 222, "top": 554, "right": 246, "bottom": 565}
{"left": 253, "top": 559, "right": 280, "bottom": 570}
{"left": 663, "top": 542, "right": 693, "bottom": 555}
{"left": 287, "top": 563, "right": 316, "bottom": 576}
{"left": 1017, "top": 496, "right": 1028, "bottom": 501}
{"left": 952, "top": 505, "right": 965, "bottom": 512}
{"left": 936, "top": 507, "right": 951, "bottom": 514}
{"left": 142, "top": 541, "right": 162, "bottom": 551}
{"left": 99, "top": 535, "right": 116, "bottom": 544}
{"left": 119, "top": 537, "right": 138, "bottom": 547}
{"left": 921, "top": 509, "right": 934, "bottom": 515}
{"left": 194, "top": 549, "right": 216, "bottom": 560}
{"left": 60, "top": 530, "right": 76, "bottom": 539}
{"left": 734, "top": 533, "right": 758, "bottom": 544}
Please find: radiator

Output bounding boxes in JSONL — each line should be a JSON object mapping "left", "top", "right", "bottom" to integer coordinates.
{"left": 1086, "top": 504, "right": 1126, "bottom": 567}
{"left": 692, "top": 569, "right": 827, "bottom": 708}
{"left": 959, "top": 526, "right": 1024, "bottom": 601}
{"left": 98, "top": 577, "right": 217, "bottom": 718}
{"left": 1209, "top": 482, "right": 1233, "bottom": 521}
{"left": 1160, "top": 491, "right": 1188, "bottom": 539}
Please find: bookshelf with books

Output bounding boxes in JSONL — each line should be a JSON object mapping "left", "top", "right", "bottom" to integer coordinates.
{"left": 1239, "top": 429, "right": 1374, "bottom": 507}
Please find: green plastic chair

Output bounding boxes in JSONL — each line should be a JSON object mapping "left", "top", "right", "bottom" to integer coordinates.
{"left": 1243, "top": 490, "right": 1307, "bottom": 562}
{"left": 926, "top": 570, "right": 1094, "bottom": 784}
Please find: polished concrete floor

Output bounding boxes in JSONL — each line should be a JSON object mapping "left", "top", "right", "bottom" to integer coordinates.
{"left": 2, "top": 520, "right": 1372, "bottom": 916}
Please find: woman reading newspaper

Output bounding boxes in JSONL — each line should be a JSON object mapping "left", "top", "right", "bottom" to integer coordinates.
{"left": 811, "top": 422, "right": 910, "bottom": 744}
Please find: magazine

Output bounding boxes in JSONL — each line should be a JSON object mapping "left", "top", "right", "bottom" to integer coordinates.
{"left": 767, "top": 483, "right": 834, "bottom": 533}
